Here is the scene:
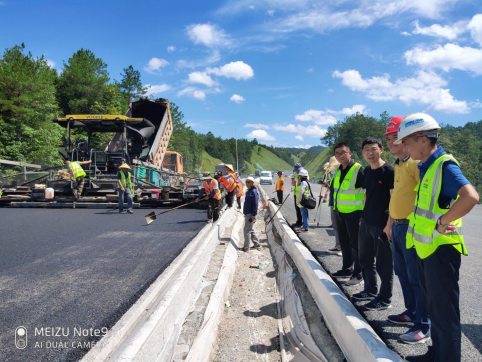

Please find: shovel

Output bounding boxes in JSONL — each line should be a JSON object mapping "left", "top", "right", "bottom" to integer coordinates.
{"left": 145, "top": 200, "right": 198, "bottom": 225}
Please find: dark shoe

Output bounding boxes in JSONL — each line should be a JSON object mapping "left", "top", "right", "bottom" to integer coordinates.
{"left": 364, "top": 298, "right": 391, "bottom": 311}
{"left": 405, "top": 352, "right": 434, "bottom": 362}
{"left": 400, "top": 327, "right": 431, "bottom": 345}
{"left": 119, "top": 211, "right": 125, "bottom": 214}
{"left": 252, "top": 244, "right": 261, "bottom": 249}
{"left": 387, "top": 312, "right": 415, "bottom": 325}
{"left": 341, "top": 275, "right": 363, "bottom": 286}
{"left": 127, "top": 210, "right": 134, "bottom": 214}
{"left": 292, "top": 222, "right": 302, "bottom": 227}
{"left": 332, "top": 269, "right": 353, "bottom": 278}
{"left": 352, "top": 291, "right": 376, "bottom": 301}
{"left": 326, "top": 247, "right": 342, "bottom": 256}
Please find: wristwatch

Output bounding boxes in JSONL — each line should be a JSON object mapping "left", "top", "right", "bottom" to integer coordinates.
{"left": 437, "top": 216, "right": 449, "bottom": 228}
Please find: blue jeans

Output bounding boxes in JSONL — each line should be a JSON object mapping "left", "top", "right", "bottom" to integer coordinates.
{"left": 392, "top": 222, "right": 429, "bottom": 327}
{"left": 300, "top": 206, "right": 309, "bottom": 230}
{"left": 118, "top": 188, "right": 133, "bottom": 212}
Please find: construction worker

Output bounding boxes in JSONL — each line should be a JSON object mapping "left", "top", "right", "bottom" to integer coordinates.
{"left": 355, "top": 137, "right": 394, "bottom": 308}
{"left": 292, "top": 163, "right": 304, "bottom": 227}
{"left": 243, "top": 176, "right": 261, "bottom": 251}
{"left": 325, "top": 157, "right": 342, "bottom": 256}
{"left": 65, "top": 159, "right": 92, "bottom": 200}
{"left": 195, "top": 172, "right": 222, "bottom": 223}
{"left": 325, "top": 143, "right": 365, "bottom": 285}
{"left": 295, "top": 169, "right": 311, "bottom": 232}
{"left": 219, "top": 171, "right": 237, "bottom": 208}
{"left": 117, "top": 163, "right": 134, "bottom": 214}
{"left": 235, "top": 172, "right": 244, "bottom": 210}
{"left": 275, "top": 171, "right": 284, "bottom": 204}
{"left": 384, "top": 116, "right": 430, "bottom": 344}
{"left": 395, "top": 113, "right": 479, "bottom": 362}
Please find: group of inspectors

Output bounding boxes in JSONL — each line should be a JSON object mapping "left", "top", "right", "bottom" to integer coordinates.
{"left": 286, "top": 113, "right": 479, "bottom": 362}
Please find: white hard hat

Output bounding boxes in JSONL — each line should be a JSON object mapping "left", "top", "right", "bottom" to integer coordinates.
{"left": 244, "top": 176, "right": 259, "bottom": 187}
{"left": 299, "top": 169, "right": 309, "bottom": 177}
{"left": 394, "top": 112, "right": 441, "bottom": 145}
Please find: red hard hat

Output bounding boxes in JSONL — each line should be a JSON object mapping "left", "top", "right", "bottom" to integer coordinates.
{"left": 384, "top": 116, "right": 405, "bottom": 136}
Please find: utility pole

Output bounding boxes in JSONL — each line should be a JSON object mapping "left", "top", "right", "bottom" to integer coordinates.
{"left": 235, "top": 128, "right": 239, "bottom": 173}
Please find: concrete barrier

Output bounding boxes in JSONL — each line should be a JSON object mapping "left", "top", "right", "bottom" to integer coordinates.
{"left": 262, "top": 189, "right": 402, "bottom": 362}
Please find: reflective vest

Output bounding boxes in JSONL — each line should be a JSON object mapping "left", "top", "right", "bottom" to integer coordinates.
{"left": 118, "top": 171, "right": 132, "bottom": 189}
{"left": 236, "top": 181, "right": 244, "bottom": 197}
{"left": 203, "top": 180, "right": 222, "bottom": 200}
{"left": 69, "top": 161, "right": 86, "bottom": 179}
{"left": 406, "top": 154, "right": 467, "bottom": 259}
{"left": 220, "top": 174, "right": 236, "bottom": 192}
{"left": 296, "top": 181, "right": 311, "bottom": 206}
{"left": 276, "top": 177, "right": 285, "bottom": 191}
{"left": 331, "top": 163, "right": 365, "bottom": 213}
{"left": 293, "top": 175, "right": 300, "bottom": 196}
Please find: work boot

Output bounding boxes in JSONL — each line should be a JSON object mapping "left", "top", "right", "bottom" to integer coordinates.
{"left": 127, "top": 210, "right": 134, "bottom": 214}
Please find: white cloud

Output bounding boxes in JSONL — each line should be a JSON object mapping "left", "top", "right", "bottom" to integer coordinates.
{"left": 293, "top": 144, "right": 313, "bottom": 149}
{"left": 267, "top": 10, "right": 275, "bottom": 17}
{"left": 244, "top": 123, "right": 270, "bottom": 129}
{"left": 295, "top": 110, "right": 337, "bottom": 125}
{"left": 405, "top": 44, "right": 482, "bottom": 75}
{"left": 273, "top": 123, "right": 327, "bottom": 138}
{"left": 186, "top": 71, "right": 218, "bottom": 87}
{"left": 401, "top": 31, "right": 412, "bottom": 36}
{"left": 333, "top": 69, "right": 469, "bottom": 114}
{"left": 468, "top": 14, "right": 482, "bottom": 46}
{"left": 206, "top": 61, "right": 254, "bottom": 80}
{"left": 246, "top": 129, "right": 275, "bottom": 141}
{"left": 46, "top": 59, "right": 55, "bottom": 68}
{"left": 144, "top": 57, "right": 169, "bottom": 74}
{"left": 329, "top": 104, "right": 367, "bottom": 115}
{"left": 307, "top": 68, "right": 314, "bottom": 73}
{"left": 177, "top": 87, "right": 206, "bottom": 101}
{"left": 167, "top": 46, "right": 176, "bottom": 53}
{"left": 230, "top": 94, "right": 246, "bottom": 103}
{"left": 249, "top": 5, "right": 255, "bottom": 10}
{"left": 295, "top": 135, "right": 304, "bottom": 141}
{"left": 177, "top": 50, "right": 221, "bottom": 70}
{"left": 146, "top": 83, "right": 171, "bottom": 95}
{"left": 470, "top": 99, "right": 482, "bottom": 108}
{"left": 187, "top": 23, "right": 231, "bottom": 48}
{"left": 412, "top": 20, "right": 466, "bottom": 40}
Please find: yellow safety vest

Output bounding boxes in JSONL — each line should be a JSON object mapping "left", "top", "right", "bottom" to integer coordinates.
{"left": 331, "top": 163, "right": 365, "bottom": 213}
{"left": 276, "top": 177, "right": 285, "bottom": 191}
{"left": 293, "top": 175, "right": 300, "bottom": 196}
{"left": 118, "top": 171, "right": 132, "bottom": 190}
{"left": 406, "top": 154, "right": 466, "bottom": 259}
{"left": 69, "top": 161, "right": 86, "bottom": 179}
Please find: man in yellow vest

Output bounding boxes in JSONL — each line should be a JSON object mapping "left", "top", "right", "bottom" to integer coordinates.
{"left": 395, "top": 113, "right": 479, "bottom": 362}
{"left": 292, "top": 163, "right": 304, "bottom": 226}
{"left": 195, "top": 172, "right": 222, "bottom": 223}
{"left": 325, "top": 143, "right": 365, "bottom": 284}
{"left": 65, "top": 159, "right": 92, "bottom": 200}
{"left": 275, "top": 171, "right": 285, "bottom": 204}
{"left": 117, "top": 163, "right": 134, "bottom": 214}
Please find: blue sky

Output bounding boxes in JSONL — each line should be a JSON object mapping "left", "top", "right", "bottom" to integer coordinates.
{"left": 1, "top": 0, "right": 481, "bottom": 148}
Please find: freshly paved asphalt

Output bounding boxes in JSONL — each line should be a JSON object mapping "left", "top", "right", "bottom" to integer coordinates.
{"left": 0, "top": 206, "right": 209, "bottom": 361}
{"left": 262, "top": 182, "right": 482, "bottom": 361}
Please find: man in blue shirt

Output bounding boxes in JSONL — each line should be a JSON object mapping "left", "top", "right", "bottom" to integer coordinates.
{"left": 396, "top": 113, "right": 479, "bottom": 362}
{"left": 243, "top": 176, "right": 260, "bottom": 252}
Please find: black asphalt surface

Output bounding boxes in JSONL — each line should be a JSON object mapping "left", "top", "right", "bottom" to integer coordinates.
{"left": 262, "top": 182, "right": 482, "bottom": 361}
{"left": 0, "top": 206, "right": 209, "bottom": 362}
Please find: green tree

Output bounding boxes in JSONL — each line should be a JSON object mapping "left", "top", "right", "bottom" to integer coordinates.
{"left": 0, "top": 44, "right": 63, "bottom": 166}
{"left": 56, "top": 48, "right": 110, "bottom": 115}
{"left": 119, "top": 65, "right": 147, "bottom": 104}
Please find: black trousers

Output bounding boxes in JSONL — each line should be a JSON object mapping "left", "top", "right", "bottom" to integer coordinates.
{"left": 294, "top": 197, "right": 304, "bottom": 225}
{"left": 335, "top": 210, "right": 362, "bottom": 276}
{"left": 207, "top": 198, "right": 221, "bottom": 221}
{"left": 418, "top": 245, "right": 461, "bottom": 362}
{"left": 225, "top": 189, "right": 235, "bottom": 207}
{"left": 236, "top": 196, "right": 242, "bottom": 209}
{"left": 276, "top": 190, "right": 283, "bottom": 204}
{"left": 358, "top": 219, "right": 394, "bottom": 302}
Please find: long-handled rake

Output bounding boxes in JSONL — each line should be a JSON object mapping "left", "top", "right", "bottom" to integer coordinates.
{"left": 265, "top": 193, "right": 291, "bottom": 233}
{"left": 145, "top": 200, "right": 198, "bottom": 225}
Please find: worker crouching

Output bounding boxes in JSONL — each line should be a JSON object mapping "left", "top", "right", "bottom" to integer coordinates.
{"left": 196, "top": 173, "right": 222, "bottom": 223}
{"left": 65, "top": 159, "right": 92, "bottom": 200}
{"left": 117, "top": 163, "right": 134, "bottom": 214}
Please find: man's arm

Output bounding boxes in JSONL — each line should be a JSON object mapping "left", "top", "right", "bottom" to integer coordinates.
{"left": 80, "top": 160, "right": 92, "bottom": 165}
{"left": 437, "top": 185, "right": 479, "bottom": 233}
{"left": 384, "top": 189, "right": 394, "bottom": 239}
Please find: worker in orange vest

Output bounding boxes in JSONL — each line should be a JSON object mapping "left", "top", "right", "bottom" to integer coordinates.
{"left": 275, "top": 171, "right": 285, "bottom": 204}
{"left": 235, "top": 172, "right": 244, "bottom": 210}
{"left": 220, "top": 172, "right": 237, "bottom": 208}
{"left": 195, "top": 172, "right": 222, "bottom": 223}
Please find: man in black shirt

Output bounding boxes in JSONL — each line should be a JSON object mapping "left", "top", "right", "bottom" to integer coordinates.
{"left": 353, "top": 137, "right": 394, "bottom": 310}
{"left": 325, "top": 143, "right": 365, "bottom": 285}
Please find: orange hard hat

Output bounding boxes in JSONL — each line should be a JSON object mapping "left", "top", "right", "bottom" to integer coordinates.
{"left": 384, "top": 116, "right": 405, "bottom": 136}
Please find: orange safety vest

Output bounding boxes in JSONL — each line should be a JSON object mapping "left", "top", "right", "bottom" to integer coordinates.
{"left": 275, "top": 177, "right": 285, "bottom": 191}
{"left": 236, "top": 181, "right": 244, "bottom": 197}
{"left": 203, "top": 180, "right": 222, "bottom": 200}
{"left": 220, "top": 174, "right": 237, "bottom": 192}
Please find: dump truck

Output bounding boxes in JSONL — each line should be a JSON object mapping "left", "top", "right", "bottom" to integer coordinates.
{"left": 1, "top": 97, "right": 187, "bottom": 206}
